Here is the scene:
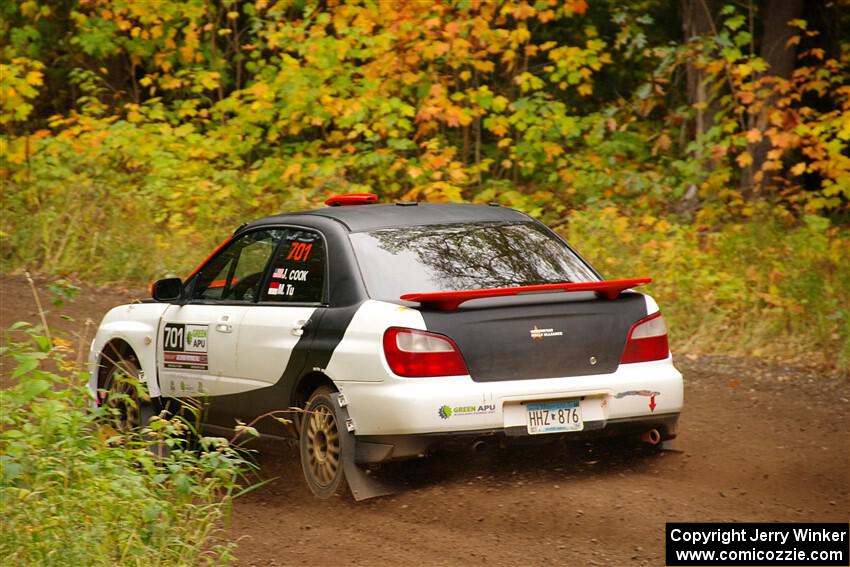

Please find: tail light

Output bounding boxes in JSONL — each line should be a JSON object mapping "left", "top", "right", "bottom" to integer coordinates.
{"left": 620, "top": 312, "right": 669, "bottom": 364}
{"left": 383, "top": 327, "right": 469, "bottom": 377}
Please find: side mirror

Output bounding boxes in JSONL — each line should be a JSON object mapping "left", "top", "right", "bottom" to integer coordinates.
{"left": 151, "top": 278, "right": 184, "bottom": 302}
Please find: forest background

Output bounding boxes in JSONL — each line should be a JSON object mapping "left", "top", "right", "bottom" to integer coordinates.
{"left": 2, "top": 0, "right": 849, "bottom": 372}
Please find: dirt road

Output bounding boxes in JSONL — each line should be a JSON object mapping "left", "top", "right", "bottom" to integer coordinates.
{"left": 2, "top": 275, "right": 848, "bottom": 566}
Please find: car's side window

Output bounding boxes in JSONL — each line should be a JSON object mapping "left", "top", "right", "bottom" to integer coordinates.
{"left": 194, "top": 230, "right": 283, "bottom": 302}
{"left": 261, "top": 229, "right": 325, "bottom": 303}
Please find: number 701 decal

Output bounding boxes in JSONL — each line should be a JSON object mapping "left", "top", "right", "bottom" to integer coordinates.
{"left": 163, "top": 323, "right": 209, "bottom": 370}
{"left": 286, "top": 242, "right": 313, "bottom": 262}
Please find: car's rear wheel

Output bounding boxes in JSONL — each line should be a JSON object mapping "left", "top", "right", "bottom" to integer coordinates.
{"left": 300, "top": 386, "right": 346, "bottom": 498}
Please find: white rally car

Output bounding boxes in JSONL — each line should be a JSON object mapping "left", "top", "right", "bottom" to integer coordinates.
{"left": 89, "top": 195, "right": 683, "bottom": 499}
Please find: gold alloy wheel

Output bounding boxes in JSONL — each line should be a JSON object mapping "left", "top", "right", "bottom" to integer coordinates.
{"left": 304, "top": 404, "right": 341, "bottom": 487}
{"left": 105, "top": 362, "right": 140, "bottom": 432}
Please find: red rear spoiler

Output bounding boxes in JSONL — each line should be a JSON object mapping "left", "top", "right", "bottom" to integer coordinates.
{"left": 400, "top": 278, "right": 652, "bottom": 311}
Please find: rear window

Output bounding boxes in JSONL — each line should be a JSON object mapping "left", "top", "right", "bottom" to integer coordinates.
{"left": 349, "top": 221, "right": 599, "bottom": 301}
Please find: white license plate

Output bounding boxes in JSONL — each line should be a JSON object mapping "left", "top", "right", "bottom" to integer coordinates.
{"left": 526, "top": 400, "right": 583, "bottom": 434}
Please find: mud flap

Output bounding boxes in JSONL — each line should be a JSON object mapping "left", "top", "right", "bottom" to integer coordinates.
{"left": 330, "top": 393, "right": 398, "bottom": 501}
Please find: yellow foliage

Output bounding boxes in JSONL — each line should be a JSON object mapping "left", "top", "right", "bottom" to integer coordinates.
{"left": 790, "top": 162, "right": 807, "bottom": 176}
{"left": 736, "top": 152, "right": 753, "bottom": 167}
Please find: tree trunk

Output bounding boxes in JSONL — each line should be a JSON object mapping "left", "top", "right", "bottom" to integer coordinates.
{"left": 680, "top": 0, "right": 720, "bottom": 210}
{"left": 682, "top": 0, "right": 719, "bottom": 141}
{"left": 760, "top": 0, "right": 803, "bottom": 79}
{"left": 742, "top": 0, "right": 803, "bottom": 197}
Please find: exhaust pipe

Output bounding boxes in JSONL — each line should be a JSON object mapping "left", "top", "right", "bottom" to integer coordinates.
{"left": 640, "top": 428, "right": 662, "bottom": 445}
{"left": 471, "top": 440, "right": 489, "bottom": 452}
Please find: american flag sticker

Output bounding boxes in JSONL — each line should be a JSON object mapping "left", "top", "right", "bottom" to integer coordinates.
{"left": 273, "top": 267, "right": 286, "bottom": 279}
{"left": 268, "top": 281, "right": 281, "bottom": 295}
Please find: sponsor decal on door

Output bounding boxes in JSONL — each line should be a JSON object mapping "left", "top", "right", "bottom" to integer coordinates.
{"left": 163, "top": 323, "right": 209, "bottom": 370}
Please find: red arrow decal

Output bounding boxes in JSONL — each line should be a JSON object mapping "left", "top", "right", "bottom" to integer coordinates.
{"left": 649, "top": 394, "right": 657, "bottom": 412}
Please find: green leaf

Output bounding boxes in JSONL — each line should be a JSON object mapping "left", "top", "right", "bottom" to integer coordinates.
{"left": 33, "top": 335, "right": 51, "bottom": 352}
{"left": 143, "top": 504, "right": 162, "bottom": 521}
{"left": 11, "top": 358, "right": 40, "bottom": 379}
{"left": 18, "top": 378, "right": 50, "bottom": 400}
{"left": 233, "top": 476, "right": 277, "bottom": 498}
{"left": 1, "top": 459, "right": 23, "bottom": 481}
{"left": 174, "top": 474, "right": 192, "bottom": 496}
{"left": 725, "top": 15, "right": 746, "bottom": 31}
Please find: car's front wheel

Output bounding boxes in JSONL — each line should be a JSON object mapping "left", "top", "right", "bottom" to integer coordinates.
{"left": 102, "top": 358, "right": 153, "bottom": 432}
{"left": 299, "top": 386, "right": 346, "bottom": 498}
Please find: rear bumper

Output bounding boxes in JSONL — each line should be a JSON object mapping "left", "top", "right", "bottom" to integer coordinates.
{"left": 354, "top": 412, "right": 680, "bottom": 463}
{"left": 338, "top": 356, "right": 683, "bottom": 437}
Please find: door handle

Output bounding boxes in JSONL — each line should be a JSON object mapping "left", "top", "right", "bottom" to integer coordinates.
{"left": 216, "top": 315, "right": 233, "bottom": 333}
{"left": 292, "top": 319, "right": 309, "bottom": 336}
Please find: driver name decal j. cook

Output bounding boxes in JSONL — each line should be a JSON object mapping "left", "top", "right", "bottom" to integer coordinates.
{"left": 268, "top": 241, "right": 313, "bottom": 296}
{"left": 163, "top": 323, "right": 208, "bottom": 370}
{"left": 272, "top": 267, "right": 309, "bottom": 281}
{"left": 268, "top": 266, "right": 310, "bottom": 296}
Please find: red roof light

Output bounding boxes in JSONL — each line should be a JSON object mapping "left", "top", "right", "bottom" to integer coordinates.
{"left": 325, "top": 193, "right": 378, "bottom": 207}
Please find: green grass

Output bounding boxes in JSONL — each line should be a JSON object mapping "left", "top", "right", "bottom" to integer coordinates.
{"left": 0, "top": 324, "right": 254, "bottom": 566}
{"left": 565, "top": 206, "right": 850, "bottom": 374}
